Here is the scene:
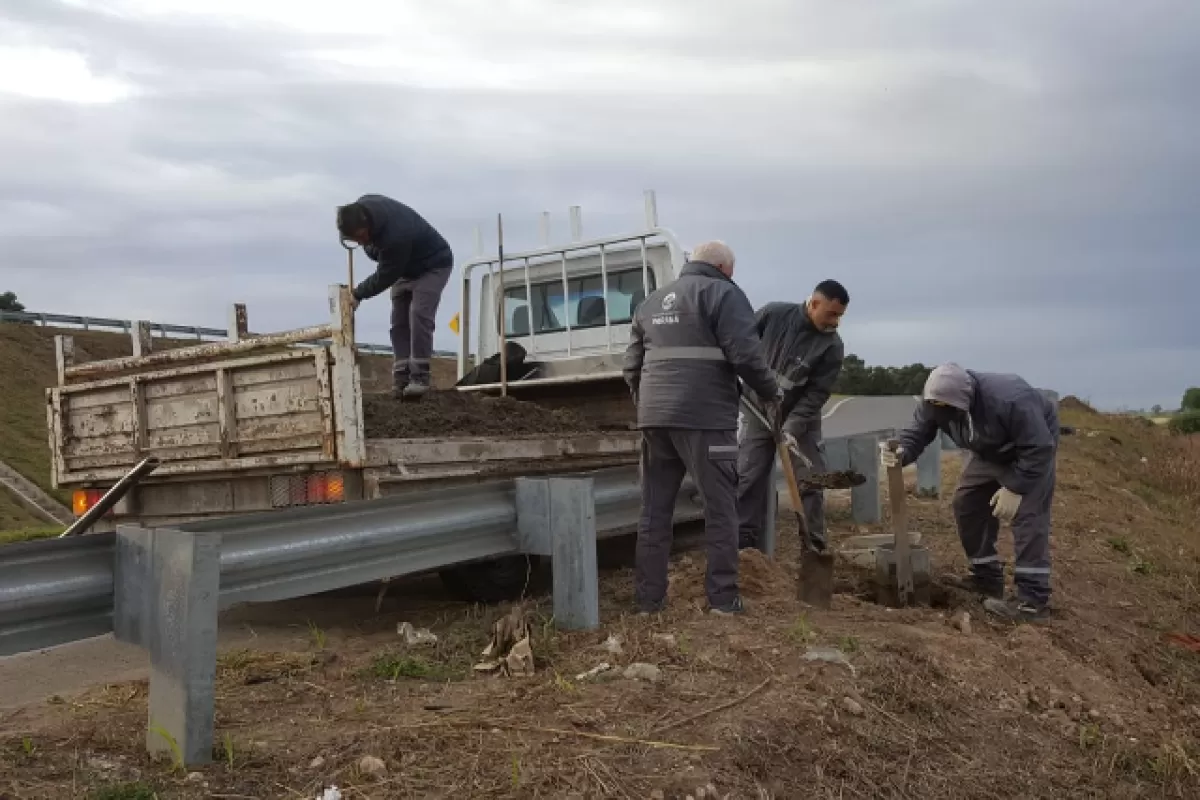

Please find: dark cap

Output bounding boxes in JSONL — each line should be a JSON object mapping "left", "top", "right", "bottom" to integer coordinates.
{"left": 336, "top": 203, "right": 370, "bottom": 237}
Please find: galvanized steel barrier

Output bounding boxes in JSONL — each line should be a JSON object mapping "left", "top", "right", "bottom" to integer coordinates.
{"left": 0, "top": 308, "right": 438, "bottom": 358}
{"left": 0, "top": 430, "right": 940, "bottom": 764}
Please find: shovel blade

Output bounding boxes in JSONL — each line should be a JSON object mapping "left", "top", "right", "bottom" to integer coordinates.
{"left": 798, "top": 548, "right": 835, "bottom": 609}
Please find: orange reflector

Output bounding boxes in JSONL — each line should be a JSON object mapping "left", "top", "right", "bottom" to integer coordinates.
{"left": 325, "top": 472, "right": 345, "bottom": 502}
{"left": 72, "top": 489, "right": 105, "bottom": 517}
{"left": 270, "top": 471, "right": 347, "bottom": 509}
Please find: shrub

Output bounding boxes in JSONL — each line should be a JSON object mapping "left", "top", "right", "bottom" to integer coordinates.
{"left": 1167, "top": 410, "right": 1200, "bottom": 435}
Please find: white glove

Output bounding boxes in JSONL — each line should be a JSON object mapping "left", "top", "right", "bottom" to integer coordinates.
{"left": 990, "top": 487, "right": 1023, "bottom": 521}
{"left": 879, "top": 441, "right": 903, "bottom": 469}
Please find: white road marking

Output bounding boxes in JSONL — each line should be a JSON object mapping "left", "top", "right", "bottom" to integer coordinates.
{"left": 821, "top": 396, "right": 855, "bottom": 420}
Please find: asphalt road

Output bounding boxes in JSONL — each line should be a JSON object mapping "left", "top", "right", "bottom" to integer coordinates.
{"left": 820, "top": 394, "right": 920, "bottom": 439}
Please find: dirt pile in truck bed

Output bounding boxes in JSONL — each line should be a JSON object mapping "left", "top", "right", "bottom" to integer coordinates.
{"left": 362, "top": 390, "right": 604, "bottom": 438}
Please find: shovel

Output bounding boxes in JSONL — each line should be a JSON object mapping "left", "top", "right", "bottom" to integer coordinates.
{"left": 739, "top": 391, "right": 835, "bottom": 609}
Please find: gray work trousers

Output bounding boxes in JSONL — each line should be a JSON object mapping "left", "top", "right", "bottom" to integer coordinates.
{"left": 737, "top": 413, "right": 827, "bottom": 550}
{"left": 636, "top": 427, "right": 740, "bottom": 608}
{"left": 953, "top": 452, "right": 1056, "bottom": 605}
{"left": 389, "top": 265, "right": 452, "bottom": 386}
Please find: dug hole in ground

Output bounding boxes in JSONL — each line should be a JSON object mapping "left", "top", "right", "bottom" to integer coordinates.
{"left": 2, "top": 401, "right": 1199, "bottom": 799}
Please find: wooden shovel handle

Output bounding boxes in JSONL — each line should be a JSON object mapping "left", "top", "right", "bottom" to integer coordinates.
{"left": 885, "top": 437, "right": 914, "bottom": 603}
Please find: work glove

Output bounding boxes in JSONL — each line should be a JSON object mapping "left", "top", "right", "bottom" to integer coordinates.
{"left": 760, "top": 387, "right": 785, "bottom": 431}
{"left": 879, "top": 441, "right": 903, "bottom": 469}
{"left": 990, "top": 487, "right": 1023, "bottom": 521}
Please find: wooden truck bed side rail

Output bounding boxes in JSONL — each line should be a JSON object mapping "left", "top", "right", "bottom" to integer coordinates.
{"left": 47, "top": 286, "right": 365, "bottom": 487}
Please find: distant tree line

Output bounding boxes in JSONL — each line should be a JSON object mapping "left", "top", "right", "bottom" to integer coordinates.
{"left": 0, "top": 291, "right": 23, "bottom": 312}
{"left": 833, "top": 354, "right": 932, "bottom": 396}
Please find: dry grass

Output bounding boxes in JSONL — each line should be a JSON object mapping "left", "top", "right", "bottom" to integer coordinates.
{"left": 3, "top": 401, "right": 1200, "bottom": 799}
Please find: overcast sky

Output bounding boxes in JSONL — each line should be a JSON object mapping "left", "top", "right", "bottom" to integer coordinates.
{"left": 2, "top": 0, "right": 1196, "bottom": 409}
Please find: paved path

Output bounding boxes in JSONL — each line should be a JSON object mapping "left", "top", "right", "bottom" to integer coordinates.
{"left": 820, "top": 395, "right": 920, "bottom": 438}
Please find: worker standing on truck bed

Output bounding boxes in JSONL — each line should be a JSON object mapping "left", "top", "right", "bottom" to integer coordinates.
{"left": 737, "top": 280, "right": 849, "bottom": 553}
{"left": 336, "top": 194, "right": 454, "bottom": 399}
{"left": 623, "top": 240, "right": 781, "bottom": 616}
{"left": 882, "top": 363, "right": 1060, "bottom": 622}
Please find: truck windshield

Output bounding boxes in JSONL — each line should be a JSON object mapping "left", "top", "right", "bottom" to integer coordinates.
{"left": 502, "top": 267, "right": 656, "bottom": 336}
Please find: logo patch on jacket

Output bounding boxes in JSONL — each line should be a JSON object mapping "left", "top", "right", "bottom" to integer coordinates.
{"left": 660, "top": 292, "right": 677, "bottom": 311}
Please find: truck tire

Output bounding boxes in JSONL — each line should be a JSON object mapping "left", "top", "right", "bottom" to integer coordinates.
{"left": 438, "top": 555, "right": 541, "bottom": 604}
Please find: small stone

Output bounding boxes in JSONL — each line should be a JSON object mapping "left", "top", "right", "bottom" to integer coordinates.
{"left": 358, "top": 755, "right": 387, "bottom": 777}
{"left": 696, "top": 788, "right": 708, "bottom": 799}
{"left": 309, "top": 756, "right": 326, "bottom": 769}
{"left": 623, "top": 662, "right": 663, "bottom": 682}
{"left": 1088, "top": 709, "right": 1102, "bottom": 720}
{"left": 705, "top": 783, "right": 718, "bottom": 796}
{"left": 653, "top": 633, "right": 677, "bottom": 647}
{"left": 955, "top": 612, "right": 972, "bottom": 635}
{"left": 186, "top": 772, "right": 204, "bottom": 783}
{"left": 842, "top": 697, "right": 865, "bottom": 716}
{"left": 600, "top": 634, "right": 624, "bottom": 655}
{"left": 649, "top": 791, "right": 665, "bottom": 800}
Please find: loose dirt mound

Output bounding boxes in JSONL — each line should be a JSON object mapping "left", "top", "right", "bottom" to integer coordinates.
{"left": 1060, "top": 394, "right": 1097, "bottom": 413}
{"left": 362, "top": 390, "right": 601, "bottom": 438}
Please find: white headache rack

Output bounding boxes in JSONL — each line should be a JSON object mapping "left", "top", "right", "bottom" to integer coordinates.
{"left": 456, "top": 189, "right": 686, "bottom": 391}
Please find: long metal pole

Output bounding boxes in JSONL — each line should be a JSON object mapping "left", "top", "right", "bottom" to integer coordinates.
{"left": 496, "top": 213, "right": 508, "bottom": 397}
{"left": 59, "top": 457, "right": 161, "bottom": 537}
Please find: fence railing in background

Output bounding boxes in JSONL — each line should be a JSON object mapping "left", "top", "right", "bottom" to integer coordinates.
{"left": 0, "top": 430, "right": 940, "bottom": 765}
{"left": 0, "top": 309, "right": 454, "bottom": 358}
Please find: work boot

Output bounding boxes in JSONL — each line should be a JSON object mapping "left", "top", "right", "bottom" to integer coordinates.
{"left": 983, "top": 596, "right": 1051, "bottom": 623}
{"left": 392, "top": 374, "right": 410, "bottom": 399}
{"left": 401, "top": 376, "right": 430, "bottom": 400}
{"left": 943, "top": 573, "right": 1004, "bottom": 600}
{"left": 708, "top": 595, "right": 746, "bottom": 616}
{"left": 636, "top": 597, "right": 666, "bottom": 616}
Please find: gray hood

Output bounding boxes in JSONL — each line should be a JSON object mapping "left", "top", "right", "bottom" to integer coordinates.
{"left": 923, "top": 363, "right": 975, "bottom": 411}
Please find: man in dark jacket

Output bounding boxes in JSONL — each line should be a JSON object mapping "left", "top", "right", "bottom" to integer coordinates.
{"left": 623, "top": 240, "right": 781, "bottom": 615}
{"left": 336, "top": 195, "right": 454, "bottom": 398}
{"left": 883, "top": 363, "right": 1059, "bottom": 622}
{"left": 737, "top": 280, "right": 849, "bottom": 552}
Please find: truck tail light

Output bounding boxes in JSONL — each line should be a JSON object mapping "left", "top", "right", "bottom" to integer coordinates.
{"left": 270, "top": 471, "right": 347, "bottom": 509}
{"left": 72, "top": 489, "right": 111, "bottom": 517}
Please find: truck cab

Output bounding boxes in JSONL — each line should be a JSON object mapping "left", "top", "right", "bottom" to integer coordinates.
{"left": 455, "top": 191, "right": 685, "bottom": 401}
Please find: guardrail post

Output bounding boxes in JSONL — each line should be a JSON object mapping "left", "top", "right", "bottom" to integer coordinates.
{"left": 848, "top": 435, "right": 881, "bottom": 524}
{"left": 114, "top": 526, "right": 221, "bottom": 766}
{"left": 916, "top": 434, "right": 942, "bottom": 498}
{"left": 515, "top": 475, "right": 599, "bottom": 630}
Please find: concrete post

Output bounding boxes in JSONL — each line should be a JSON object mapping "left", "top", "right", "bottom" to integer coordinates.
{"left": 515, "top": 475, "right": 599, "bottom": 630}
{"left": 848, "top": 435, "right": 881, "bottom": 524}
{"left": 114, "top": 525, "right": 221, "bottom": 766}
{"left": 916, "top": 434, "right": 942, "bottom": 498}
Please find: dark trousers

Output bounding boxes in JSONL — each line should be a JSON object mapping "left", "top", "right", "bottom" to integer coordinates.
{"left": 636, "top": 427, "right": 740, "bottom": 608}
{"left": 737, "top": 413, "right": 827, "bottom": 549}
{"left": 389, "top": 265, "right": 452, "bottom": 386}
{"left": 953, "top": 452, "right": 1056, "bottom": 605}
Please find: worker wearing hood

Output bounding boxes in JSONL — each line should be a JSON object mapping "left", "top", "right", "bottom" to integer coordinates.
{"left": 882, "top": 363, "right": 1059, "bottom": 622}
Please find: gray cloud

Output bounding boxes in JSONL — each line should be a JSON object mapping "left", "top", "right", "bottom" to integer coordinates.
{"left": 1, "top": 0, "right": 1197, "bottom": 409}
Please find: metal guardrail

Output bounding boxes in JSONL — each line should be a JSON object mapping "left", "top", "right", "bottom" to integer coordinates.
{"left": 0, "top": 308, "right": 454, "bottom": 358}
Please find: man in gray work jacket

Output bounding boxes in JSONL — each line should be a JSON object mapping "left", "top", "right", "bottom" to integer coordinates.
{"left": 737, "top": 280, "right": 849, "bottom": 552}
{"left": 623, "top": 240, "right": 781, "bottom": 615}
{"left": 883, "top": 363, "right": 1059, "bottom": 622}
{"left": 337, "top": 195, "right": 454, "bottom": 399}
